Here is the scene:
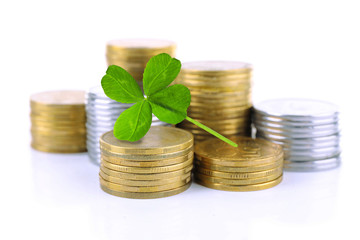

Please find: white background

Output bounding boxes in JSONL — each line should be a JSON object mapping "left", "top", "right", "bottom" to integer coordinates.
{"left": 1, "top": 0, "right": 359, "bottom": 239}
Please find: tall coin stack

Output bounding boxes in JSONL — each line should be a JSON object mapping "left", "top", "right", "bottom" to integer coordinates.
{"left": 253, "top": 99, "right": 341, "bottom": 171}
{"left": 106, "top": 39, "right": 176, "bottom": 88}
{"left": 175, "top": 61, "right": 252, "bottom": 143}
{"left": 99, "top": 126, "right": 194, "bottom": 199}
{"left": 30, "top": 90, "right": 87, "bottom": 153}
{"left": 86, "top": 86, "right": 171, "bottom": 165}
{"left": 194, "top": 137, "right": 284, "bottom": 191}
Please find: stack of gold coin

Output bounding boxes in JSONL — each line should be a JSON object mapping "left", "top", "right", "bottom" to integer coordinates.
{"left": 99, "top": 126, "right": 194, "bottom": 199}
{"left": 194, "top": 137, "right": 284, "bottom": 191}
{"left": 30, "top": 90, "right": 87, "bottom": 153}
{"left": 106, "top": 39, "right": 176, "bottom": 87}
{"left": 175, "top": 61, "right": 252, "bottom": 142}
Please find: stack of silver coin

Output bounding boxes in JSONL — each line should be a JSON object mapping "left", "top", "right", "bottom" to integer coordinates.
{"left": 86, "top": 86, "right": 171, "bottom": 165}
{"left": 252, "top": 99, "right": 341, "bottom": 171}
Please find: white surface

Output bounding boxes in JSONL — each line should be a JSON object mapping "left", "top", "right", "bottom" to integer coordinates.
{"left": 1, "top": 0, "right": 360, "bottom": 239}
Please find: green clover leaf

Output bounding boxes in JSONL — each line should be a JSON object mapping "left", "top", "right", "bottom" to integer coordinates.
{"left": 101, "top": 53, "right": 238, "bottom": 147}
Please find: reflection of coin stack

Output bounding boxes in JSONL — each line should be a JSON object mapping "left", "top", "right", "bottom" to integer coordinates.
{"left": 30, "top": 90, "right": 87, "bottom": 153}
{"left": 176, "top": 61, "right": 252, "bottom": 142}
{"left": 99, "top": 126, "right": 194, "bottom": 199}
{"left": 253, "top": 99, "right": 341, "bottom": 171}
{"left": 86, "top": 86, "right": 171, "bottom": 165}
{"left": 106, "top": 39, "right": 176, "bottom": 88}
{"left": 194, "top": 137, "right": 284, "bottom": 191}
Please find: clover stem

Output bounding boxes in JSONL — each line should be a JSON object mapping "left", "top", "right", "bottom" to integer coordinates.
{"left": 185, "top": 116, "right": 238, "bottom": 147}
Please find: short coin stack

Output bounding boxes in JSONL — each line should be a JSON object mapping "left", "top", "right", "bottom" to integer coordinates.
{"left": 106, "top": 39, "right": 176, "bottom": 88}
{"left": 194, "top": 137, "right": 284, "bottom": 191}
{"left": 30, "top": 90, "right": 87, "bottom": 153}
{"left": 253, "top": 98, "right": 341, "bottom": 171}
{"left": 99, "top": 126, "right": 194, "bottom": 199}
{"left": 86, "top": 86, "right": 171, "bottom": 165}
{"left": 175, "top": 61, "right": 253, "bottom": 143}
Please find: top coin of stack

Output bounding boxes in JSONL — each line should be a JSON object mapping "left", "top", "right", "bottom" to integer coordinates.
{"left": 106, "top": 39, "right": 176, "bottom": 87}
{"left": 194, "top": 137, "right": 284, "bottom": 191}
{"left": 99, "top": 126, "right": 194, "bottom": 199}
{"left": 175, "top": 61, "right": 253, "bottom": 142}
{"left": 30, "top": 90, "right": 87, "bottom": 153}
{"left": 253, "top": 99, "right": 341, "bottom": 171}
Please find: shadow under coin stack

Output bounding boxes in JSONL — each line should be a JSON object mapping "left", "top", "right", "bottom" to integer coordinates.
{"left": 176, "top": 61, "right": 252, "bottom": 143}
{"left": 30, "top": 90, "right": 86, "bottom": 153}
{"left": 86, "top": 86, "right": 171, "bottom": 165}
{"left": 253, "top": 99, "right": 341, "bottom": 171}
{"left": 194, "top": 137, "right": 284, "bottom": 191}
{"left": 99, "top": 126, "right": 194, "bottom": 199}
{"left": 106, "top": 39, "right": 176, "bottom": 88}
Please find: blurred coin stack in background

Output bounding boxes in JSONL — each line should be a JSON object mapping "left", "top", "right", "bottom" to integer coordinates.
{"left": 30, "top": 90, "right": 87, "bottom": 153}
{"left": 86, "top": 86, "right": 171, "bottom": 165}
{"left": 175, "top": 61, "right": 252, "bottom": 143}
{"left": 106, "top": 39, "right": 176, "bottom": 88}
{"left": 99, "top": 127, "right": 194, "bottom": 199}
{"left": 253, "top": 99, "right": 341, "bottom": 171}
{"left": 194, "top": 137, "right": 284, "bottom": 191}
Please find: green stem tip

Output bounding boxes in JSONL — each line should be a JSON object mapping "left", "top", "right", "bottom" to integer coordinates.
{"left": 185, "top": 116, "right": 238, "bottom": 147}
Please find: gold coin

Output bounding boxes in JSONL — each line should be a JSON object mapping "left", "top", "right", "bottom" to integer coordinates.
{"left": 195, "top": 136, "right": 283, "bottom": 161}
{"left": 101, "top": 157, "right": 193, "bottom": 174}
{"left": 190, "top": 94, "right": 251, "bottom": 104}
{"left": 31, "top": 119, "right": 86, "bottom": 128}
{"left": 180, "top": 61, "right": 252, "bottom": 75}
{"left": 30, "top": 112, "right": 86, "bottom": 121}
{"left": 195, "top": 165, "right": 283, "bottom": 179}
{"left": 99, "top": 174, "right": 191, "bottom": 192}
{"left": 178, "top": 117, "right": 251, "bottom": 127}
{"left": 179, "top": 79, "right": 251, "bottom": 89}
{"left": 185, "top": 128, "right": 251, "bottom": 136}
{"left": 179, "top": 72, "right": 252, "bottom": 81}
{"left": 195, "top": 175, "right": 282, "bottom": 191}
{"left": 100, "top": 170, "right": 191, "bottom": 186}
{"left": 31, "top": 126, "right": 86, "bottom": 135}
{"left": 194, "top": 159, "right": 283, "bottom": 173}
{"left": 101, "top": 144, "right": 193, "bottom": 160}
{"left": 188, "top": 104, "right": 252, "bottom": 114}
{"left": 32, "top": 135, "right": 86, "bottom": 144}
{"left": 30, "top": 90, "right": 85, "bottom": 106}
{"left": 31, "top": 142, "right": 86, "bottom": 153}
{"left": 195, "top": 171, "right": 282, "bottom": 185}
{"left": 100, "top": 126, "right": 193, "bottom": 155}
{"left": 189, "top": 89, "right": 252, "bottom": 98}
{"left": 100, "top": 182, "right": 191, "bottom": 199}
{"left": 177, "top": 122, "right": 251, "bottom": 131}
{"left": 100, "top": 164, "right": 193, "bottom": 180}
{"left": 195, "top": 152, "right": 283, "bottom": 167}
{"left": 106, "top": 39, "right": 176, "bottom": 52}
{"left": 101, "top": 151, "right": 193, "bottom": 167}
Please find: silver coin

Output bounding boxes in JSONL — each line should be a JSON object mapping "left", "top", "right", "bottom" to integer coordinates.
{"left": 86, "top": 114, "right": 119, "bottom": 122}
{"left": 284, "top": 155, "right": 341, "bottom": 172}
{"left": 256, "top": 131, "right": 340, "bottom": 144}
{"left": 283, "top": 148, "right": 341, "bottom": 161}
{"left": 86, "top": 103, "right": 130, "bottom": 111}
{"left": 253, "top": 112, "right": 339, "bottom": 126}
{"left": 258, "top": 136, "right": 340, "bottom": 150}
{"left": 253, "top": 119, "right": 340, "bottom": 132}
{"left": 87, "top": 119, "right": 117, "bottom": 128}
{"left": 256, "top": 128, "right": 340, "bottom": 139}
{"left": 254, "top": 98, "right": 339, "bottom": 120}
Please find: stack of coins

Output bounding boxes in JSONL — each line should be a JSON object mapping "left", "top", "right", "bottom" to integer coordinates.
{"left": 106, "top": 39, "right": 176, "bottom": 87}
{"left": 86, "top": 86, "right": 171, "bottom": 165}
{"left": 30, "top": 90, "right": 87, "bottom": 153}
{"left": 99, "top": 126, "right": 194, "bottom": 199}
{"left": 175, "top": 61, "right": 252, "bottom": 142}
{"left": 194, "top": 137, "right": 284, "bottom": 191}
{"left": 253, "top": 98, "right": 341, "bottom": 171}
